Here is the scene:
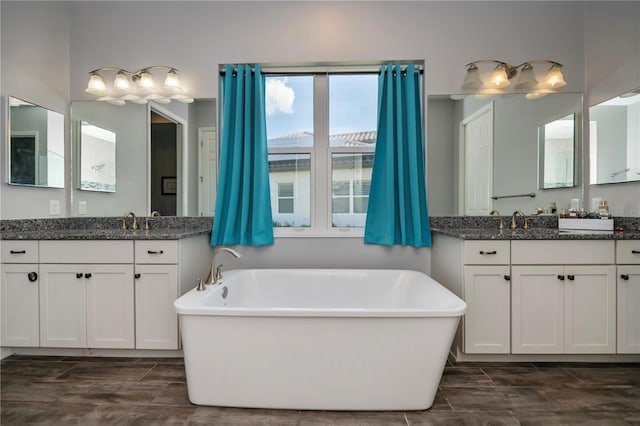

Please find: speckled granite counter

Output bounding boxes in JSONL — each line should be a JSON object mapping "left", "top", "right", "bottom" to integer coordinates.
{"left": 0, "top": 217, "right": 213, "bottom": 240}
{"left": 430, "top": 216, "right": 640, "bottom": 240}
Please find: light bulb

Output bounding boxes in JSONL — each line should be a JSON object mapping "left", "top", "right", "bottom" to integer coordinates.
{"left": 488, "top": 64, "right": 511, "bottom": 89}
{"left": 513, "top": 63, "right": 537, "bottom": 90}
{"left": 540, "top": 64, "right": 566, "bottom": 89}
{"left": 163, "top": 68, "right": 182, "bottom": 92}
{"left": 86, "top": 73, "right": 107, "bottom": 95}
{"left": 113, "top": 70, "right": 131, "bottom": 91}
{"left": 136, "top": 69, "right": 155, "bottom": 89}
{"left": 461, "top": 64, "right": 483, "bottom": 90}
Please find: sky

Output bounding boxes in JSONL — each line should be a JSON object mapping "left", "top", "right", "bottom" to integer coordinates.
{"left": 265, "top": 74, "right": 378, "bottom": 141}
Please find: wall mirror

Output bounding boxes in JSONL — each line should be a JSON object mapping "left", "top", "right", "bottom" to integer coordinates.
{"left": 7, "top": 96, "right": 64, "bottom": 188}
{"left": 427, "top": 92, "right": 583, "bottom": 216}
{"left": 538, "top": 113, "right": 576, "bottom": 189}
{"left": 78, "top": 121, "right": 116, "bottom": 192}
{"left": 70, "top": 99, "right": 216, "bottom": 217}
{"left": 589, "top": 88, "right": 640, "bottom": 185}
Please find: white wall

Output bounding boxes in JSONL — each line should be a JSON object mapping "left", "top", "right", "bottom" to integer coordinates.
{"left": 1, "top": 1, "right": 70, "bottom": 219}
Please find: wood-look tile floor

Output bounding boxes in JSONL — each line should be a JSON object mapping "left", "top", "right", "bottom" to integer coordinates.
{"left": 1, "top": 355, "right": 639, "bottom": 425}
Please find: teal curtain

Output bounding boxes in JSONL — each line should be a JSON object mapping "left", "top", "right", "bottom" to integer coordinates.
{"left": 364, "top": 64, "right": 431, "bottom": 247}
{"left": 211, "top": 64, "right": 274, "bottom": 246}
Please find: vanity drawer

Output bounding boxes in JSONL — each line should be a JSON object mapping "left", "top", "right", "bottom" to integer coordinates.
{"left": 135, "top": 241, "right": 178, "bottom": 264}
{"left": 617, "top": 240, "right": 640, "bottom": 265}
{"left": 1, "top": 241, "right": 39, "bottom": 263}
{"left": 511, "top": 240, "right": 615, "bottom": 265}
{"left": 463, "top": 241, "right": 510, "bottom": 265}
{"left": 39, "top": 240, "right": 133, "bottom": 263}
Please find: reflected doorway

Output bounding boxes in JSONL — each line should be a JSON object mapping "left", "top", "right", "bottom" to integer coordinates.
{"left": 150, "top": 110, "right": 182, "bottom": 216}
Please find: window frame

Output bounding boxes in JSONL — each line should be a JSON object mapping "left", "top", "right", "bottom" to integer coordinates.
{"left": 245, "top": 61, "right": 424, "bottom": 238}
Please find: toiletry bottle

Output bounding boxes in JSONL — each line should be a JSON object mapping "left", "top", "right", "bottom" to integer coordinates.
{"left": 598, "top": 200, "right": 610, "bottom": 218}
{"left": 549, "top": 201, "right": 557, "bottom": 215}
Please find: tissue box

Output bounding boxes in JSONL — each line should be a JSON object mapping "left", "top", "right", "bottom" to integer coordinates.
{"left": 558, "top": 218, "right": 614, "bottom": 231}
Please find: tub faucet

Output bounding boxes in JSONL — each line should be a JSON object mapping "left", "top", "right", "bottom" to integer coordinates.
{"left": 123, "top": 211, "right": 139, "bottom": 230}
{"left": 205, "top": 247, "right": 241, "bottom": 285}
{"left": 510, "top": 210, "right": 525, "bottom": 229}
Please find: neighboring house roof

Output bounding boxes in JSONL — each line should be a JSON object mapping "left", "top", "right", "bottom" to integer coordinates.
{"left": 268, "top": 130, "right": 376, "bottom": 172}
{"left": 268, "top": 130, "right": 376, "bottom": 147}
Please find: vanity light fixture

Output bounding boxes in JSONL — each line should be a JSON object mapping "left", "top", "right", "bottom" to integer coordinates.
{"left": 462, "top": 59, "right": 566, "bottom": 98}
{"left": 85, "top": 66, "right": 194, "bottom": 105}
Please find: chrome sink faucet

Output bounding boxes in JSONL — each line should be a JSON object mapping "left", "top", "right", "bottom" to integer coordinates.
{"left": 205, "top": 247, "right": 242, "bottom": 285}
{"left": 510, "top": 210, "right": 525, "bottom": 229}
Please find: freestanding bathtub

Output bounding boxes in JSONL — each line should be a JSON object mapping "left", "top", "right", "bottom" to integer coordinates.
{"left": 174, "top": 268, "right": 466, "bottom": 411}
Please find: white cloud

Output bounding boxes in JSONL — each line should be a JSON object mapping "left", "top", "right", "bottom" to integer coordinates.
{"left": 265, "top": 78, "right": 295, "bottom": 116}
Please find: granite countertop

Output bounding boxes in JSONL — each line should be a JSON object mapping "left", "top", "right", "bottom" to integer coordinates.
{"left": 0, "top": 217, "right": 213, "bottom": 241}
{"left": 0, "top": 227, "right": 211, "bottom": 241}
{"left": 431, "top": 227, "right": 640, "bottom": 240}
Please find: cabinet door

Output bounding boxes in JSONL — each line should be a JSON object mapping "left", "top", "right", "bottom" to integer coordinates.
{"left": 86, "top": 264, "right": 135, "bottom": 349}
{"left": 618, "top": 265, "right": 640, "bottom": 354}
{"left": 1, "top": 264, "right": 39, "bottom": 346}
{"left": 463, "top": 265, "right": 511, "bottom": 354}
{"left": 512, "top": 266, "right": 564, "bottom": 354}
{"left": 564, "top": 265, "right": 616, "bottom": 354}
{"left": 39, "top": 264, "right": 87, "bottom": 348}
{"left": 135, "top": 264, "right": 178, "bottom": 349}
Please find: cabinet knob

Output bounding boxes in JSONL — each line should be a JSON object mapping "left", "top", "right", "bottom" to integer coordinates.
{"left": 479, "top": 250, "right": 497, "bottom": 255}
{"left": 567, "top": 275, "right": 575, "bottom": 281}
{"left": 76, "top": 273, "right": 83, "bottom": 279}
{"left": 135, "top": 273, "right": 141, "bottom": 279}
{"left": 621, "top": 274, "right": 630, "bottom": 281}
{"left": 84, "top": 273, "right": 92, "bottom": 279}
{"left": 503, "top": 275, "right": 511, "bottom": 281}
{"left": 27, "top": 272, "right": 38, "bottom": 282}
{"left": 557, "top": 275, "right": 565, "bottom": 281}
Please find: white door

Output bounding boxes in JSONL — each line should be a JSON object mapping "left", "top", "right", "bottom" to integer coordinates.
{"left": 135, "top": 264, "right": 179, "bottom": 349}
{"left": 86, "top": 264, "right": 135, "bottom": 349}
{"left": 463, "top": 265, "right": 511, "bottom": 354}
{"left": 199, "top": 127, "right": 217, "bottom": 217}
{"left": 617, "top": 265, "right": 640, "bottom": 354}
{"left": 461, "top": 104, "right": 493, "bottom": 215}
{"left": 512, "top": 265, "right": 564, "bottom": 354}
{"left": 39, "top": 264, "right": 87, "bottom": 348}
{"left": 564, "top": 265, "right": 616, "bottom": 354}
{"left": 1, "top": 264, "right": 40, "bottom": 346}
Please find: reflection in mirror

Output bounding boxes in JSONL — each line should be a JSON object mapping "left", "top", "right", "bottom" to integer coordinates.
{"left": 8, "top": 96, "right": 64, "bottom": 188}
{"left": 589, "top": 88, "right": 640, "bottom": 184}
{"left": 538, "top": 113, "right": 575, "bottom": 189}
{"left": 79, "top": 121, "right": 116, "bottom": 192}
{"left": 427, "top": 93, "right": 583, "bottom": 216}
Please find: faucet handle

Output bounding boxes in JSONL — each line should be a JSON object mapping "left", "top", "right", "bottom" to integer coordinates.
{"left": 523, "top": 217, "right": 534, "bottom": 230}
{"left": 117, "top": 218, "right": 127, "bottom": 230}
{"left": 214, "top": 264, "right": 224, "bottom": 282}
{"left": 493, "top": 217, "right": 505, "bottom": 230}
{"left": 144, "top": 217, "right": 154, "bottom": 231}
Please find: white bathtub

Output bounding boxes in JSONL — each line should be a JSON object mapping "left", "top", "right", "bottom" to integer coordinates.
{"left": 174, "top": 268, "right": 466, "bottom": 411}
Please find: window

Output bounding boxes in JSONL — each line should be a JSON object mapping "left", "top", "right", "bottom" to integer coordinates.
{"left": 277, "top": 182, "right": 295, "bottom": 214}
{"left": 266, "top": 71, "right": 378, "bottom": 235}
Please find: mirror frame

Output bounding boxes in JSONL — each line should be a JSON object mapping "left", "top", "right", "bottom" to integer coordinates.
{"left": 7, "top": 96, "right": 65, "bottom": 188}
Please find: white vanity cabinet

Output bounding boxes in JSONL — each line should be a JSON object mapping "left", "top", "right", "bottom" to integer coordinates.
{"left": 1, "top": 241, "right": 40, "bottom": 347}
{"left": 133, "top": 236, "right": 211, "bottom": 350}
{"left": 511, "top": 241, "right": 616, "bottom": 354}
{"left": 134, "top": 241, "right": 179, "bottom": 350}
{"left": 462, "top": 241, "right": 511, "bottom": 354}
{"left": 617, "top": 240, "right": 640, "bottom": 354}
{"left": 38, "top": 241, "right": 134, "bottom": 349}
